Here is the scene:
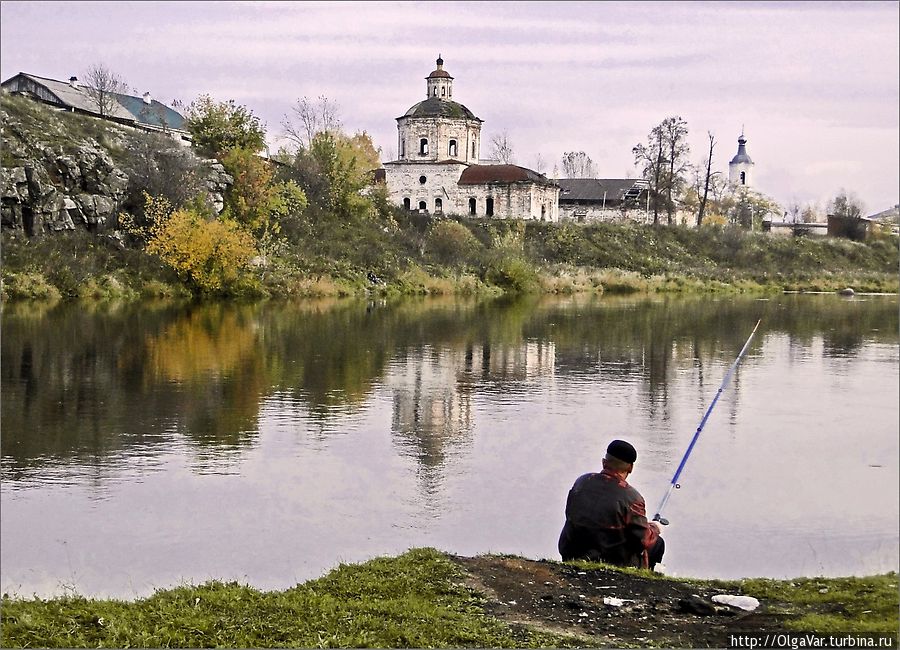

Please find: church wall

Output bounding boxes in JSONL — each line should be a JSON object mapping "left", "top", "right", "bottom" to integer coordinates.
{"left": 398, "top": 117, "right": 481, "bottom": 164}
{"left": 383, "top": 161, "right": 468, "bottom": 213}
{"left": 559, "top": 204, "right": 654, "bottom": 224}
{"left": 459, "top": 183, "right": 559, "bottom": 221}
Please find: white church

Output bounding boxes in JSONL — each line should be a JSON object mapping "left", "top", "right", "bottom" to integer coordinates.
{"left": 380, "top": 56, "right": 758, "bottom": 225}
{"left": 382, "top": 56, "right": 560, "bottom": 221}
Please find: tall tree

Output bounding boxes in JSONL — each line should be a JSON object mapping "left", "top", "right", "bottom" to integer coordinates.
{"left": 184, "top": 95, "right": 266, "bottom": 157}
{"left": 632, "top": 127, "right": 665, "bottom": 224}
{"left": 561, "top": 151, "right": 595, "bottom": 178}
{"left": 82, "top": 63, "right": 128, "bottom": 117}
{"left": 696, "top": 132, "right": 716, "bottom": 227}
{"left": 489, "top": 131, "right": 516, "bottom": 164}
{"left": 662, "top": 116, "right": 690, "bottom": 225}
{"left": 532, "top": 153, "right": 548, "bottom": 175}
{"left": 282, "top": 95, "right": 342, "bottom": 150}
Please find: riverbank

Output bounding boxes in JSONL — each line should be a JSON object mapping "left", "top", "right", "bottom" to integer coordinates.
{"left": 2, "top": 223, "right": 898, "bottom": 303}
{"left": 2, "top": 549, "right": 897, "bottom": 648}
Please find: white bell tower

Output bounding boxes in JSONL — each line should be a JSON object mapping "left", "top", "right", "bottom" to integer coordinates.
{"left": 728, "top": 130, "right": 754, "bottom": 187}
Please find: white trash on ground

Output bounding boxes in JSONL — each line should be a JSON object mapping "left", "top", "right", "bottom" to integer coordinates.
{"left": 711, "top": 594, "right": 761, "bottom": 611}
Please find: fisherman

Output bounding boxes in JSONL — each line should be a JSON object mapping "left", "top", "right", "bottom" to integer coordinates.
{"left": 558, "top": 439, "right": 665, "bottom": 570}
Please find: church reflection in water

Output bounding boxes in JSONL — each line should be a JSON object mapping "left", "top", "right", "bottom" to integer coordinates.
{"left": 385, "top": 340, "right": 556, "bottom": 494}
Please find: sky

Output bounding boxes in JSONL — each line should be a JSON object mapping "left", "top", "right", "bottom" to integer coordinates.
{"left": 1, "top": 1, "right": 898, "bottom": 214}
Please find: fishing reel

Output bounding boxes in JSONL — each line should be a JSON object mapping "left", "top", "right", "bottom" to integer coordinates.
{"left": 652, "top": 514, "right": 669, "bottom": 526}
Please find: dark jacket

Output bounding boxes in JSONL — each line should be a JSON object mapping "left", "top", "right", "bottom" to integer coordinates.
{"left": 558, "top": 468, "right": 659, "bottom": 568}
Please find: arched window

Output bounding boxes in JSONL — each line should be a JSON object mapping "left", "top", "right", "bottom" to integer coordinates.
{"left": 420, "top": 138, "right": 429, "bottom": 155}
{"left": 449, "top": 139, "right": 457, "bottom": 157}
{"left": 441, "top": 87, "right": 446, "bottom": 97}
{"left": 400, "top": 140, "right": 405, "bottom": 157}
{"left": 541, "top": 205, "right": 546, "bottom": 221}
{"left": 418, "top": 201, "right": 427, "bottom": 212}
{"left": 472, "top": 140, "right": 476, "bottom": 158}
{"left": 419, "top": 175, "right": 427, "bottom": 185}
{"left": 433, "top": 88, "right": 437, "bottom": 96}
{"left": 486, "top": 197, "right": 494, "bottom": 217}
{"left": 403, "top": 198, "right": 411, "bottom": 210}
{"left": 435, "top": 197, "right": 442, "bottom": 213}
{"left": 469, "top": 198, "right": 476, "bottom": 215}
{"left": 740, "top": 171, "right": 746, "bottom": 185}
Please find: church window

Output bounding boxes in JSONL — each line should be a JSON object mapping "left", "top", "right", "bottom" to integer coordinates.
{"left": 740, "top": 171, "right": 746, "bottom": 185}
{"left": 541, "top": 205, "right": 546, "bottom": 221}
{"left": 419, "top": 138, "right": 429, "bottom": 155}
{"left": 400, "top": 140, "right": 405, "bottom": 157}
{"left": 403, "top": 198, "right": 411, "bottom": 210}
{"left": 433, "top": 88, "right": 437, "bottom": 96}
{"left": 418, "top": 201, "right": 427, "bottom": 212}
{"left": 419, "top": 175, "right": 427, "bottom": 184}
{"left": 449, "top": 139, "right": 457, "bottom": 156}
{"left": 435, "top": 197, "right": 443, "bottom": 212}
{"left": 441, "top": 87, "right": 446, "bottom": 97}
{"left": 469, "top": 198, "right": 476, "bottom": 215}
{"left": 472, "top": 140, "right": 476, "bottom": 157}
{"left": 486, "top": 197, "right": 494, "bottom": 217}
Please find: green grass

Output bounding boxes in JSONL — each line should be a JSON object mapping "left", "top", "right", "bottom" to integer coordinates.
{"left": 0, "top": 549, "right": 584, "bottom": 648}
{"left": 738, "top": 573, "right": 900, "bottom": 636}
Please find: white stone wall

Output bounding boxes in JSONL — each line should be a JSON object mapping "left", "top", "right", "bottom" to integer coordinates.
{"left": 398, "top": 117, "right": 481, "bottom": 164}
{"left": 729, "top": 160, "right": 754, "bottom": 187}
{"left": 458, "top": 183, "right": 559, "bottom": 221}
{"left": 383, "top": 161, "right": 468, "bottom": 213}
{"left": 559, "top": 204, "right": 654, "bottom": 224}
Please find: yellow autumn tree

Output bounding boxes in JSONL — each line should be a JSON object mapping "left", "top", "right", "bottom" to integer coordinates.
{"left": 147, "top": 206, "right": 258, "bottom": 294}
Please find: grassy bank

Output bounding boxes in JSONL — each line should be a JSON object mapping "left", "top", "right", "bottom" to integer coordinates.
{"left": 2, "top": 218, "right": 898, "bottom": 303}
{"left": 1, "top": 549, "right": 897, "bottom": 648}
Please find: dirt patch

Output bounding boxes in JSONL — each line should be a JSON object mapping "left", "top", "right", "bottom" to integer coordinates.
{"left": 450, "top": 554, "right": 786, "bottom": 647}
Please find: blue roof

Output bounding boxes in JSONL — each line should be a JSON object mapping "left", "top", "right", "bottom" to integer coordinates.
{"left": 114, "top": 93, "right": 186, "bottom": 130}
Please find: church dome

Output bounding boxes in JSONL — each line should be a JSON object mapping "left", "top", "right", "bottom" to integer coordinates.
{"left": 403, "top": 96, "right": 479, "bottom": 120}
{"left": 729, "top": 135, "right": 753, "bottom": 165}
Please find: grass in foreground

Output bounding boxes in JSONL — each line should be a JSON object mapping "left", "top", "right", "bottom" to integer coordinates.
{"left": 0, "top": 548, "right": 583, "bottom": 648}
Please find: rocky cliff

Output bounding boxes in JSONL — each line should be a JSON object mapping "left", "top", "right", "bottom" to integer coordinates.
{"left": 1, "top": 91, "right": 231, "bottom": 236}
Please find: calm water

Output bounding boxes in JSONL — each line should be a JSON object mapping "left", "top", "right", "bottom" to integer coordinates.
{"left": 1, "top": 293, "right": 898, "bottom": 599}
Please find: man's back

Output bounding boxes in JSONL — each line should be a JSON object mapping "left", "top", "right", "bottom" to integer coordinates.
{"left": 558, "top": 469, "right": 654, "bottom": 568}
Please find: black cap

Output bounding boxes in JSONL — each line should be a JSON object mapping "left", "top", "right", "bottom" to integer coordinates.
{"left": 607, "top": 440, "right": 637, "bottom": 464}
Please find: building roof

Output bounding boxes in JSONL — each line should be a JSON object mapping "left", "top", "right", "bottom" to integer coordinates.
{"left": 458, "top": 164, "right": 554, "bottom": 186}
{"left": 113, "top": 93, "right": 186, "bottom": 130}
{"left": 730, "top": 135, "right": 753, "bottom": 165}
{"left": 557, "top": 178, "right": 647, "bottom": 202}
{"left": 5, "top": 72, "right": 136, "bottom": 121}
{"left": 401, "top": 96, "right": 480, "bottom": 120}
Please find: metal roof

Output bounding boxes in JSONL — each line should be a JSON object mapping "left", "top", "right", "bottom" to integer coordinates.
{"left": 458, "top": 164, "right": 554, "bottom": 186}
{"left": 113, "top": 93, "right": 186, "bottom": 130}
{"left": 557, "top": 178, "right": 646, "bottom": 202}
{"left": 7, "top": 73, "right": 136, "bottom": 121}
{"left": 400, "top": 97, "right": 480, "bottom": 121}
{"left": 729, "top": 136, "right": 753, "bottom": 165}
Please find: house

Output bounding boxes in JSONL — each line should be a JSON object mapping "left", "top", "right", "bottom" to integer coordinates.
{"left": 1, "top": 72, "right": 189, "bottom": 143}
{"left": 381, "top": 57, "right": 558, "bottom": 220}
{"left": 557, "top": 178, "right": 650, "bottom": 223}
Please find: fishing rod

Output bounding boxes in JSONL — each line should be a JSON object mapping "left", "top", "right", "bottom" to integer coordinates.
{"left": 652, "top": 319, "right": 762, "bottom": 526}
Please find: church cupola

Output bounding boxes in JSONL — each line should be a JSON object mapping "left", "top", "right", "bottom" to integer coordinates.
{"left": 728, "top": 131, "right": 755, "bottom": 187}
{"left": 426, "top": 54, "right": 454, "bottom": 100}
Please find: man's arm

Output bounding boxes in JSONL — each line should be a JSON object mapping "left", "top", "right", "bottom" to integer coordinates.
{"left": 626, "top": 495, "right": 660, "bottom": 551}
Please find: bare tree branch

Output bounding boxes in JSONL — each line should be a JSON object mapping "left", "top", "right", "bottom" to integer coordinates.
{"left": 83, "top": 63, "right": 128, "bottom": 117}
{"left": 489, "top": 131, "right": 515, "bottom": 164}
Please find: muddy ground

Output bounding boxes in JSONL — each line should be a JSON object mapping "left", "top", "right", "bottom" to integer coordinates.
{"left": 451, "top": 554, "right": 789, "bottom": 648}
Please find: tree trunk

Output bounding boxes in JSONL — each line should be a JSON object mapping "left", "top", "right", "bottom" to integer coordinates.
{"left": 697, "top": 133, "right": 715, "bottom": 227}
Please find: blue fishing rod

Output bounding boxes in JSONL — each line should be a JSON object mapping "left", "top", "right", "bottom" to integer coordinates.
{"left": 652, "top": 319, "right": 762, "bottom": 526}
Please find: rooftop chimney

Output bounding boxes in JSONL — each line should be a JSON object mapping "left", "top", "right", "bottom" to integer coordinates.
{"left": 69, "top": 76, "right": 79, "bottom": 88}
{"left": 142, "top": 91, "right": 152, "bottom": 105}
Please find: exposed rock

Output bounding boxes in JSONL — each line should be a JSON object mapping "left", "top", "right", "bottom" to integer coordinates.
{"left": 676, "top": 595, "right": 717, "bottom": 616}
{"left": 1, "top": 95, "right": 232, "bottom": 236}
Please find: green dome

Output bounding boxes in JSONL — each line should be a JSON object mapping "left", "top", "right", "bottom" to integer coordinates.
{"left": 402, "top": 97, "right": 479, "bottom": 120}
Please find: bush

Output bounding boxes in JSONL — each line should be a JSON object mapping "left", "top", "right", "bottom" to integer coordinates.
{"left": 146, "top": 208, "right": 258, "bottom": 295}
{"left": 426, "top": 220, "right": 482, "bottom": 266}
{"left": 484, "top": 253, "right": 540, "bottom": 293}
{"left": 1, "top": 271, "right": 61, "bottom": 301}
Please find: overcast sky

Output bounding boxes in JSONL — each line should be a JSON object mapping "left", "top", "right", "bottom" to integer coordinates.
{"left": 2, "top": 1, "right": 898, "bottom": 213}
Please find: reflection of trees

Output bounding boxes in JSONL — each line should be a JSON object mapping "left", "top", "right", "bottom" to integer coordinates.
{"left": 2, "top": 292, "right": 896, "bottom": 483}
{"left": 1, "top": 302, "right": 269, "bottom": 480}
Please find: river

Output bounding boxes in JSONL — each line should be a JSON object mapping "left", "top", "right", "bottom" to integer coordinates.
{"left": 1, "top": 293, "right": 897, "bottom": 599}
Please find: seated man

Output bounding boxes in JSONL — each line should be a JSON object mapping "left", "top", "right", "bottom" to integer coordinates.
{"left": 558, "top": 439, "right": 665, "bottom": 570}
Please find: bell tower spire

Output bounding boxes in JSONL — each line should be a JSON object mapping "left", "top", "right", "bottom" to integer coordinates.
{"left": 426, "top": 54, "right": 454, "bottom": 100}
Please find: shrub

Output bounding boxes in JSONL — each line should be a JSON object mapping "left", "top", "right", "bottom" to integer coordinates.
{"left": 426, "top": 220, "right": 482, "bottom": 266}
{"left": 484, "top": 253, "right": 539, "bottom": 293}
{"left": 1, "top": 272, "right": 61, "bottom": 301}
{"left": 146, "top": 208, "right": 258, "bottom": 295}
